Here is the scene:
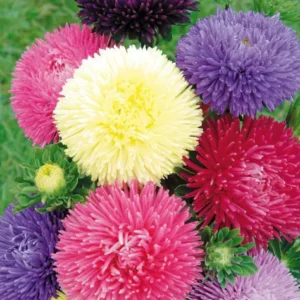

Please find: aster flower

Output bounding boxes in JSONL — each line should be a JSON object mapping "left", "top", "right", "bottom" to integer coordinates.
{"left": 176, "top": 9, "right": 300, "bottom": 117}
{"left": 54, "top": 181, "right": 203, "bottom": 299}
{"left": 0, "top": 205, "right": 64, "bottom": 300}
{"left": 14, "top": 144, "right": 92, "bottom": 213}
{"left": 54, "top": 46, "right": 202, "bottom": 185}
{"left": 11, "top": 24, "right": 113, "bottom": 147}
{"left": 180, "top": 115, "right": 300, "bottom": 248}
{"left": 76, "top": 0, "right": 198, "bottom": 45}
{"left": 190, "top": 251, "right": 300, "bottom": 300}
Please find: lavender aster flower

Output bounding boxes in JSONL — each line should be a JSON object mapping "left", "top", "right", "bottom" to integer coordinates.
{"left": 176, "top": 9, "right": 300, "bottom": 117}
{"left": 76, "top": 0, "right": 198, "bottom": 45}
{"left": 190, "top": 251, "right": 300, "bottom": 300}
{"left": 0, "top": 206, "right": 64, "bottom": 300}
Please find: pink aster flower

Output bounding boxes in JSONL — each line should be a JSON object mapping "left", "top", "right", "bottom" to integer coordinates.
{"left": 181, "top": 115, "right": 300, "bottom": 248}
{"left": 54, "top": 181, "right": 203, "bottom": 299}
{"left": 190, "top": 251, "right": 300, "bottom": 300}
{"left": 11, "top": 24, "right": 113, "bottom": 147}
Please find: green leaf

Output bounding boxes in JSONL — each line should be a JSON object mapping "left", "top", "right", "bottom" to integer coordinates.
{"left": 242, "top": 242, "right": 255, "bottom": 251}
{"left": 232, "top": 247, "right": 248, "bottom": 254}
{"left": 68, "top": 178, "right": 78, "bottom": 191}
{"left": 241, "top": 263, "right": 258, "bottom": 276}
{"left": 72, "top": 194, "right": 85, "bottom": 203}
{"left": 231, "top": 256, "right": 243, "bottom": 263}
{"left": 226, "top": 272, "right": 235, "bottom": 285}
{"left": 174, "top": 185, "right": 190, "bottom": 197}
{"left": 217, "top": 269, "right": 224, "bottom": 284}
{"left": 217, "top": 228, "right": 225, "bottom": 241}
{"left": 220, "top": 227, "right": 230, "bottom": 240}
{"left": 15, "top": 176, "right": 25, "bottom": 183}
{"left": 21, "top": 186, "right": 38, "bottom": 193}
{"left": 230, "top": 236, "right": 244, "bottom": 247}
{"left": 201, "top": 226, "right": 213, "bottom": 243}
{"left": 227, "top": 228, "right": 240, "bottom": 239}
{"left": 17, "top": 193, "right": 32, "bottom": 205}
{"left": 240, "top": 256, "right": 255, "bottom": 264}
{"left": 231, "top": 264, "right": 244, "bottom": 276}
{"left": 42, "top": 148, "right": 50, "bottom": 164}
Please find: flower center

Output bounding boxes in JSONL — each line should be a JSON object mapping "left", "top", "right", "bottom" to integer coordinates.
{"left": 242, "top": 38, "right": 251, "bottom": 47}
{"left": 35, "top": 163, "right": 66, "bottom": 195}
{"left": 98, "top": 78, "right": 156, "bottom": 146}
{"left": 214, "top": 246, "right": 232, "bottom": 266}
{"left": 49, "top": 58, "right": 66, "bottom": 73}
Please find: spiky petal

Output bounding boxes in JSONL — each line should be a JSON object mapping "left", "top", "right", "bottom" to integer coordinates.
{"left": 54, "top": 46, "right": 203, "bottom": 185}
{"left": 0, "top": 206, "right": 64, "bottom": 300}
{"left": 76, "top": 0, "right": 198, "bottom": 45}
{"left": 182, "top": 115, "right": 300, "bottom": 248}
{"left": 176, "top": 9, "right": 300, "bottom": 116}
{"left": 54, "top": 181, "right": 203, "bottom": 299}
{"left": 190, "top": 251, "right": 300, "bottom": 300}
{"left": 11, "top": 24, "right": 113, "bottom": 147}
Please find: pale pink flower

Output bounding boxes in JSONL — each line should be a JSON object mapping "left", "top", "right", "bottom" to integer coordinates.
{"left": 190, "top": 251, "right": 299, "bottom": 300}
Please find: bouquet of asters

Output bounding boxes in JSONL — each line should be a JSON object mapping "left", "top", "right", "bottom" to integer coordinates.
{"left": 2, "top": 0, "right": 300, "bottom": 299}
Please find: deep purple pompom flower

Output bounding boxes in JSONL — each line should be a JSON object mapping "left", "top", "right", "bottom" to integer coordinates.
{"left": 0, "top": 206, "right": 64, "bottom": 300}
{"left": 76, "top": 0, "right": 198, "bottom": 44}
{"left": 176, "top": 9, "right": 300, "bottom": 117}
{"left": 190, "top": 251, "right": 300, "bottom": 300}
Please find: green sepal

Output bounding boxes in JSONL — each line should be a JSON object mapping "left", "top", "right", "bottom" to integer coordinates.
{"left": 203, "top": 227, "right": 257, "bottom": 288}
{"left": 269, "top": 237, "right": 300, "bottom": 281}
{"left": 13, "top": 143, "right": 94, "bottom": 213}
{"left": 174, "top": 185, "right": 192, "bottom": 197}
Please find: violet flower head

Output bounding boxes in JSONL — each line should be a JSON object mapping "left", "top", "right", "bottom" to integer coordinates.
{"left": 0, "top": 206, "right": 64, "bottom": 300}
{"left": 176, "top": 9, "right": 300, "bottom": 117}
{"left": 76, "top": 0, "right": 199, "bottom": 45}
{"left": 190, "top": 251, "right": 300, "bottom": 300}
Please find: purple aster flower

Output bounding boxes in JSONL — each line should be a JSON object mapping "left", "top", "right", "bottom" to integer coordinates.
{"left": 0, "top": 206, "right": 64, "bottom": 300}
{"left": 75, "top": 0, "right": 198, "bottom": 45}
{"left": 190, "top": 251, "right": 300, "bottom": 300}
{"left": 176, "top": 9, "right": 300, "bottom": 117}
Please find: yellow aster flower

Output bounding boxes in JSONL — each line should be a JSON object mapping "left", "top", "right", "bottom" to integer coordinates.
{"left": 52, "top": 291, "right": 66, "bottom": 300}
{"left": 54, "top": 46, "right": 203, "bottom": 184}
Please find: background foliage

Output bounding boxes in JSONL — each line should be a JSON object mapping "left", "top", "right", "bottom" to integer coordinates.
{"left": 0, "top": 0, "right": 300, "bottom": 214}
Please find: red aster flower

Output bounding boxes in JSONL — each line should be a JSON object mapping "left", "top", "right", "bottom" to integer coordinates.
{"left": 181, "top": 115, "right": 300, "bottom": 248}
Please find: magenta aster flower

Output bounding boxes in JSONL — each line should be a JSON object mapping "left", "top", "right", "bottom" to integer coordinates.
{"left": 54, "top": 181, "right": 203, "bottom": 299}
{"left": 76, "top": 0, "right": 199, "bottom": 45}
{"left": 190, "top": 251, "right": 300, "bottom": 300}
{"left": 11, "top": 24, "right": 113, "bottom": 147}
{"left": 181, "top": 115, "right": 300, "bottom": 248}
{"left": 176, "top": 9, "right": 300, "bottom": 117}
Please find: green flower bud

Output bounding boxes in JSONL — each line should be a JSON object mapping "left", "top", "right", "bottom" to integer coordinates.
{"left": 35, "top": 164, "right": 66, "bottom": 195}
